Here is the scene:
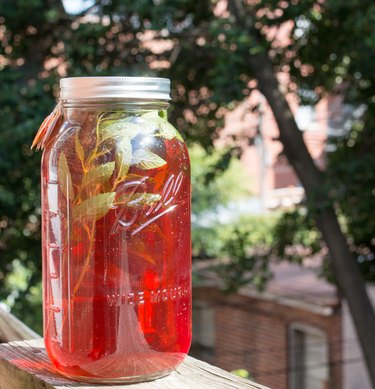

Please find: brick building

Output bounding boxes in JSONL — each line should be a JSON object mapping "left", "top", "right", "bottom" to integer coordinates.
{"left": 192, "top": 264, "right": 375, "bottom": 389}
{"left": 220, "top": 88, "right": 340, "bottom": 212}
{"left": 191, "top": 261, "right": 342, "bottom": 389}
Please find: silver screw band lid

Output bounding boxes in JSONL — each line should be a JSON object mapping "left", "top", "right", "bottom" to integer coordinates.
{"left": 60, "top": 76, "right": 171, "bottom": 100}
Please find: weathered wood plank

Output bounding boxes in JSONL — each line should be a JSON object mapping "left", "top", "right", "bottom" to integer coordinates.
{"left": 0, "top": 339, "right": 269, "bottom": 389}
{"left": 0, "top": 307, "right": 40, "bottom": 343}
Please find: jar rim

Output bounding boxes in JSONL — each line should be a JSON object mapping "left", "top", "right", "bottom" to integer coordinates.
{"left": 60, "top": 76, "right": 171, "bottom": 101}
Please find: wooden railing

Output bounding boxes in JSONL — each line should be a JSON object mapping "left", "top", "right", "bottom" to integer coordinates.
{"left": 0, "top": 307, "right": 269, "bottom": 389}
{"left": 0, "top": 306, "right": 40, "bottom": 342}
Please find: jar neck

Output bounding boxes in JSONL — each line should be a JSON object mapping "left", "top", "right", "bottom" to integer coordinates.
{"left": 61, "top": 99, "right": 169, "bottom": 123}
{"left": 62, "top": 99, "right": 169, "bottom": 110}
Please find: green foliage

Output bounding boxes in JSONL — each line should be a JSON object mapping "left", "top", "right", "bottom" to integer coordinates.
{"left": 273, "top": 209, "right": 322, "bottom": 263}
{"left": 190, "top": 144, "right": 249, "bottom": 215}
{"left": 0, "top": 76, "right": 55, "bottom": 333}
{"left": 189, "top": 144, "right": 279, "bottom": 293}
{"left": 216, "top": 215, "right": 276, "bottom": 292}
{"left": 327, "top": 124, "right": 375, "bottom": 281}
{"left": 190, "top": 144, "right": 250, "bottom": 258}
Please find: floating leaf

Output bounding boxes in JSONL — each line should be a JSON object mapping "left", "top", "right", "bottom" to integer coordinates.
{"left": 116, "top": 136, "right": 132, "bottom": 180}
{"left": 132, "top": 149, "right": 166, "bottom": 170}
{"left": 137, "top": 252, "right": 156, "bottom": 264}
{"left": 116, "top": 193, "right": 161, "bottom": 207}
{"left": 58, "top": 152, "right": 74, "bottom": 200}
{"left": 75, "top": 132, "right": 85, "bottom": 164}
{"left": 128, "top": 244, "right": 155, "bottom": 264}
{"left": 141, "top": 111, "right": 160, "bottom": 121}
{"left": 159, "top": 121, "right": 184, "bottom": 142}
{"left": 73, "top": 192, "right": 116, "bottom": 221}
{"left": 128, "top": 193, "right": 161, "bottom": 206}
{"left": 81, "top": 162, "right": 115, "bottom": 191}
{"left": 101, "top": 121, "right": 145, "bottom": 142}
{"left": 141, "top": 111, "right": 184, "bottom": 142}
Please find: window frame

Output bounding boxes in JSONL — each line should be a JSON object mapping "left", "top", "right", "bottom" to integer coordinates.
{"left": 288, "top": 322, "right": 329, "bottom": 389}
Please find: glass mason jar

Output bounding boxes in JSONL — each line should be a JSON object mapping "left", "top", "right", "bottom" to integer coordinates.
{"left": 40, "top": 77, "right": 191, "bottom": 383}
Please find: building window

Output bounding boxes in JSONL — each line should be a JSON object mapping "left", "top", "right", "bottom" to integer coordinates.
{"left": 190, "top": 300, "right": 215, "bottom": 362}
{"left": 289, "top": 323, "right": 329, "bottom": 389}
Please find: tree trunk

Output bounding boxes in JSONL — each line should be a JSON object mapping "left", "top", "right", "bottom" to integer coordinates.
{"left": 249, "top": 49, "right": 375, "bottom": 389}
{"left": 227, "top": 1, "right": 375, "bottom": 386}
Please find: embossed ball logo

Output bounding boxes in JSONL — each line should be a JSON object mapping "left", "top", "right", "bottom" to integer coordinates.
{"left": 110, "top": 172, "right": 184, "bottom": 236}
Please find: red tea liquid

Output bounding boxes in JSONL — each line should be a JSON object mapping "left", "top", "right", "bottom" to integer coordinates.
{"left": 42, "top": 119, "right": 191, "bottom": 382}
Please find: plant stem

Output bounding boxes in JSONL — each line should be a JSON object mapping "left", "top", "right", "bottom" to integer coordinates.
{"left": 61, "top": 220, "right": 96, "bottom": 333}
{"left": 73, "top": 221, "right": 96, "bottom": 296}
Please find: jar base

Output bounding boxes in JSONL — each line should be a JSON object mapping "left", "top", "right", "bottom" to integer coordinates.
{"left": 57, "top": 369, "right": 175, "bottom": 385}
{"left": 56, "top": 368, "right": 174, "bottom": 384}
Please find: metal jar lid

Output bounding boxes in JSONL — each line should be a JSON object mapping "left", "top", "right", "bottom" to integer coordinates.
{"left": 60, "top": 77, "right": 171, "bottom": 101}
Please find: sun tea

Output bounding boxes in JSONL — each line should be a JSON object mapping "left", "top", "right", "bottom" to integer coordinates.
{"left": 36, "top": 77, "right": 191, "bottom": 383}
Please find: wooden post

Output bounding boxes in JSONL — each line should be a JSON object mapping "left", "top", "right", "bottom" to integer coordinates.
{"left": 0, "top": 339, "right": 269, "bottom": 389}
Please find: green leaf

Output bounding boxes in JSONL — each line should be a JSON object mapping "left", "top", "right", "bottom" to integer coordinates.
{"left": 75, "top": 132, "right": 85, "bottom": 164}
{"left": 132, "top": 149, "right": 167, "bottom": 170}
{"left": 116, "top": 136, "right": 132, "bottom": 180}
{"left": 101, "top": 121, "right": 145, "bottom": 142}
{"left": 141, "top": 111, "right": 184, "bottom": 142}
{"left": 81, "top": 162, "right": 115, "bottom": 190}
{"left": 73, "top": 192, "right": 116, "bottom": 222}
{"left": 128, "top": 193, "right": 161, "bottom": 207}
{"left": 159, "top": 121, "right": 184, "bottom": 142}
{"left": 58, "top": 153, "right": 74, "bottom": 200}
{"left": 115, "top": 192, "right": 161, "bottom": 207}
{"left": 141, "top": 111, "right": 160, "bottom": 121}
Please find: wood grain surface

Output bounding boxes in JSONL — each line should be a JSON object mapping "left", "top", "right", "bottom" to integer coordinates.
{"left": 0, "top": 339, "right": 269, "bottom": 389}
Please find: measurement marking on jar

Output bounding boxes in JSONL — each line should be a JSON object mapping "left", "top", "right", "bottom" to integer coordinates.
{"left": 49, "top": 243, "right": 60, "bottom": 249}
{"left": 49, "top": 305, "right": 61, "bottom": 313}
